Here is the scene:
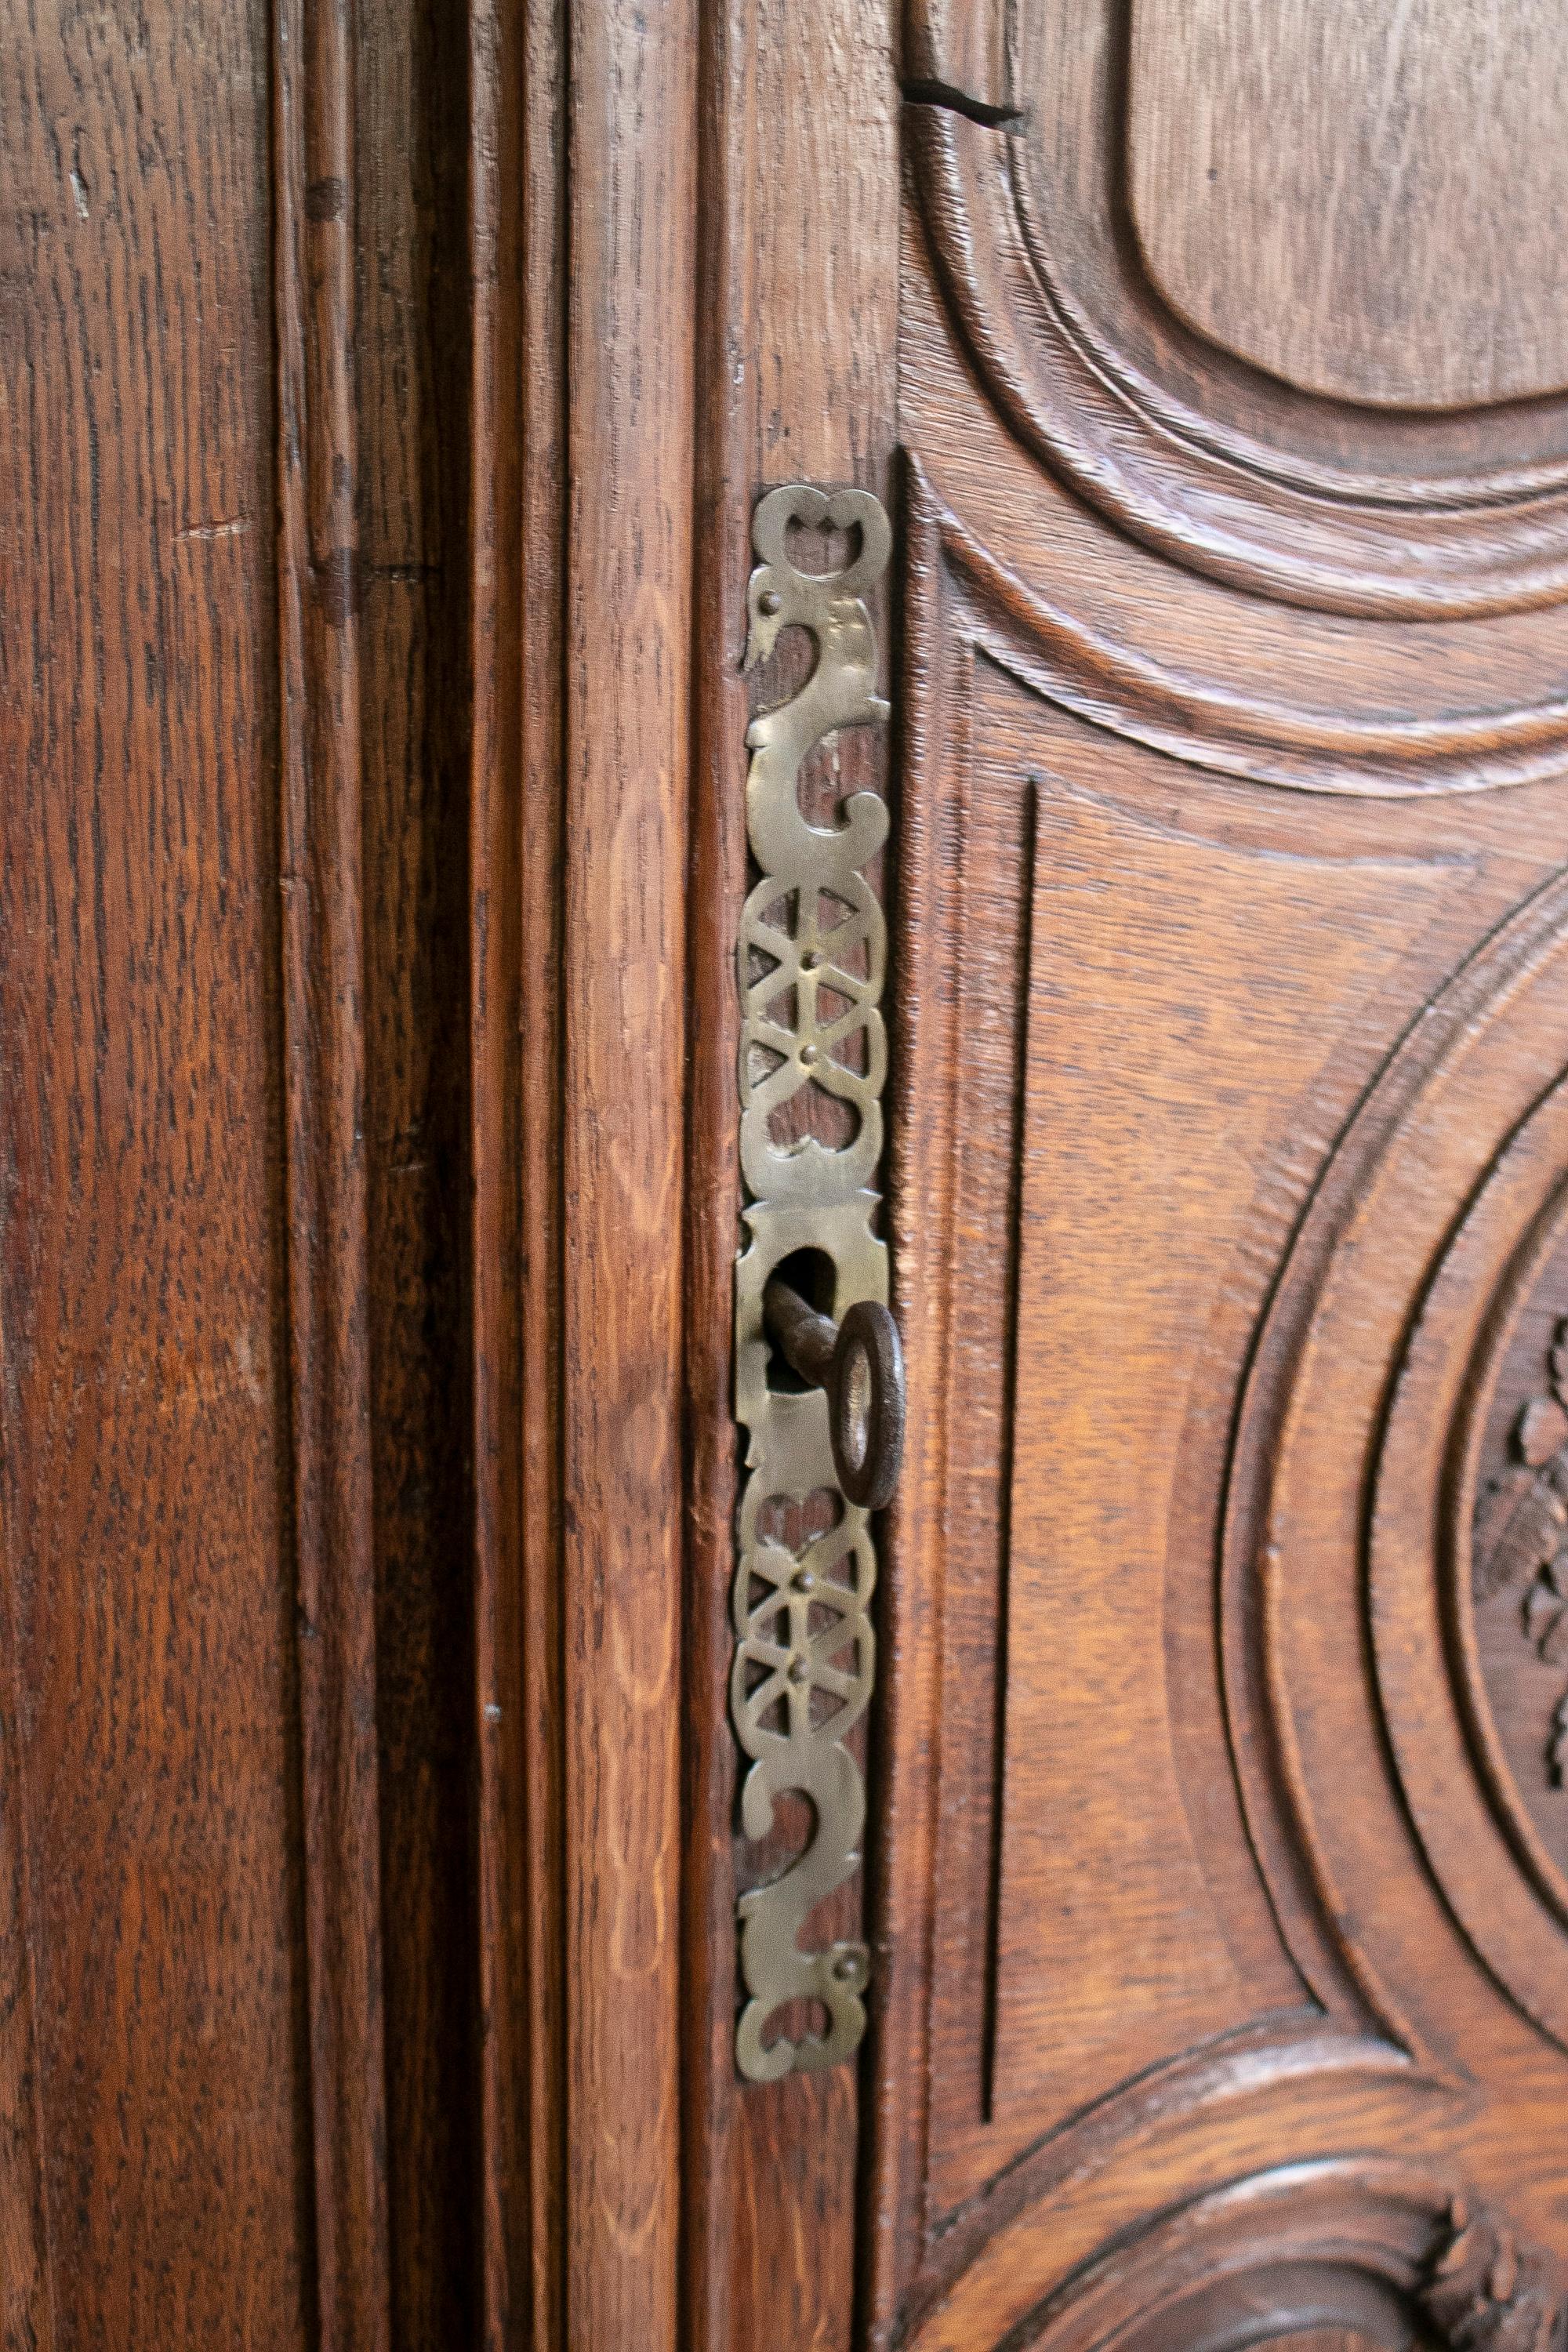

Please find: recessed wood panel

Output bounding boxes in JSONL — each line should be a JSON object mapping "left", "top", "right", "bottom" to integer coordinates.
{"left": 982, "top": 717, "right": 1441, "bottom": 2135}
{"left": 898, "top": 635, "right": 1548, "bottom": 2219}
{"left": 1127, "top": 0, "right": 1568, "bottom": 410}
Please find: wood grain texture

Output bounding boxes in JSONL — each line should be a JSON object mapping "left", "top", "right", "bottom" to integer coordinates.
{"left": 508, "top": 0, "right": 568, "bottom": 2341}
{"left": 560, "top": 3, "right": 695, "bottom": 2344}
{"left": 1, "top": 0, "right": 311, "bottom": 2339}
{"left": 1129, "top": 0, "right": 1568, "bottom": 410}
{"left": 684, "top": 2, "right": 900, "bottom": 2348}
{"left": 906, "top": 0, "right": 1008, "bottom": 109}
{"left": 273, "top": 2, "right": 393, "bottom": 2340}
{"left": 20, "top": 2, "right": 1568, "bottom": 2344}
{"left": 0, "top": 1315, "right": 52, "bottom": 2349}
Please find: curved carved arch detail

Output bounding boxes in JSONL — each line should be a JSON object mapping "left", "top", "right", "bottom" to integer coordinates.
{"left": 912, "top": 461, "right": 1568, "bottom": 797}
{"left": 907, "top": 99, "right": 1568, "bottom": 619}
{"left": 900, "top": 2159, "right": 1565, "bottom": 2352}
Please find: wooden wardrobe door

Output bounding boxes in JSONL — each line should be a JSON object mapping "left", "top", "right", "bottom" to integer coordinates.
{"left": 868, "top": 3, "right": 1568, "bottom": 2348}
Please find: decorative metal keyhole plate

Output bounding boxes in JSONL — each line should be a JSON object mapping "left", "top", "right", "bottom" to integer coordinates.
{"left": 731, "top": 484, "right": 892, "bottom": 2080}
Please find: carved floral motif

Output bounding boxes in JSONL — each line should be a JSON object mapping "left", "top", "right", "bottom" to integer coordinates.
{"left": 1472, "top": 1314, "right": 1568, "bottom": 1785}
{"left": 1418, "top": 2198, "right": 1566, "bottom": 2352}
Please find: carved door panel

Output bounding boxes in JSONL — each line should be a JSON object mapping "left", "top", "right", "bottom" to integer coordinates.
{"left": 465, "top": 0, "right": 1568, "bottom": 2327}
{"left": 859, "top": 4, "right": 1568, "bottom": 2348}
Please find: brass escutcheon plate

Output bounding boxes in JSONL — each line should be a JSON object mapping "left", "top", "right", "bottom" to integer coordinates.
{"left": 731, "top": 483, "right": 893, "bottom": 2081}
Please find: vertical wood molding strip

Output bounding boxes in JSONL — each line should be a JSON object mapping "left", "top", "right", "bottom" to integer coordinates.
{"left": 558, "top": 4, "right": 699, "bottom": 2348}
{"left": 467, "top": 0, "right": 537, "bottom": 2342}
{"left": 681, "top": 2, "right": 900, "bottom": 2342}
{"left": 271, "top": 4, "right": 392, "bottom": 2345}
{"left": 0, "top": 1352, "right": 53, "bottom": 2347}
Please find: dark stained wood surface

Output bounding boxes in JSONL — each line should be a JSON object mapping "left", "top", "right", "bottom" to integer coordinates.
{"left": 1, "top": 1, "right": 310, "bottom": 2341}
{"left": 2, "top": 1, "right": 476, "bottom": 2341}
{"left": 273, "top": 1, "right": 393, "bottom": 2337}
{"left": 467, "top": 0, "right": 535, "bottom": 2340}
{"left": 352, "top": 2, "right": 478, "bottom": 2341}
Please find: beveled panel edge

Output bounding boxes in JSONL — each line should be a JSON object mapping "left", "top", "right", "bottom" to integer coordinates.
{"left": 1364, "top": 1065, "right": 1568, "bottom": 2056}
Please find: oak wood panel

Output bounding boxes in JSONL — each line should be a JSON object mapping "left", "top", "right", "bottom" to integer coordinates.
{"left": 1128, "top": 0, "right": 1568, "bottom": 410}
{"left": 0, "top": 2, "right": 312, "bottom": 2341}
{"left": 20, "top": 3, "right": 1568, "bottom": 2345}
{"left": 922, "top": 1, "right": 1568, "bottom": 616}
{"left": 872, "top": 484, "right": 1568, "bottom": 2352}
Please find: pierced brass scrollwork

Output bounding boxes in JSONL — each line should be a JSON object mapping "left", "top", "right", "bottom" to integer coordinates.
{"left": 731, "top": 483, "right": 895, "bottom": 2082}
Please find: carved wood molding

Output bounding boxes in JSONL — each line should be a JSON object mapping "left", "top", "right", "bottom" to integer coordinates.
{"left": 892, "top": 2159, "right": 1561, "bottom": 2352}
{"left": 1439, "top": 1161, "right": 1568, "bottom": 1963}
{"left": 467, "top": 0, "right": 701, "bottom": 2344}
{"left": 913, "top": 460, "right": 1568, "bottom": 797}
{"left": 906, "top": 31, "right": 1568, "bottom": 618}
{"left": 272, "top": 5, "right": 392, "bottom": 2342}
{"left": 1419, "top": 2198, "right": 1567, "bottom": 2352}
{"left": 869, "top": 468, "right": 1493, "bottom": 2343}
